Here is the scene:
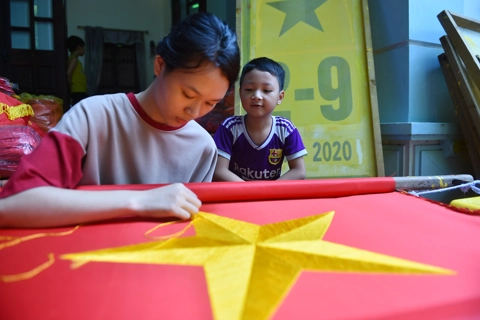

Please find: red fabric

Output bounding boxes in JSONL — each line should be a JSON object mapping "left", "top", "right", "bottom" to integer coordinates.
{"left": 0, "top": 131, "right": 84, "bottom": 198}
{"left": 0, "top": 92, "right": 25, "bottom": 108}
{"left": 0, "top": 92, "right": 45, "bottom": 138}
{"left": 1, "top": 180, "right": 480, "bottom": 319}
{"left": 407, "top": 191, "right": 480, "bottom": 216}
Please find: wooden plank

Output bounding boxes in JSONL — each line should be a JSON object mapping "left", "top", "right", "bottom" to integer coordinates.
{"left": 439, "top": 35, "right": 480, "bottom": 178}
{"left": 362, "top": 0, "right": 385, "bottom": 177}
{"left": 234, "top": 0, "right": 244, "bottom": 116}
{"left": 438, "top": 10, "right": 480, "bottom": 90}
{"left": 440, "top": 37, "right": 480, "bottom": 137}
{"left": 438, "top": 51, "right": 480, "bottom": 178}
{"left": 449, "top": 12, "right": 480, "bottom": 32}
{"left": 438, "top": 55, "right": 480, "bottom": 177}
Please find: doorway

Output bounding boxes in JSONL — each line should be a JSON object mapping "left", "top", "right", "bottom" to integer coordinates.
{"left": 96, "top": 43, "right": 141, "bottom": 95}
{"left": 0, "top": 0, "right": 68, "bottom": 104}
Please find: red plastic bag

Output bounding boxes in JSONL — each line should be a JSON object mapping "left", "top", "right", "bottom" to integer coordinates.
{"left": 0, "top": 77, "right": 19, "bottom": 96}
{"left": 18, "top": 93, "right": 64, "bottom": 133}
{"left": 28, "top": 97, "right": 63, "bottom": 132}
{"left": 0, "top": 125, "right": 41, "bottom": 178}
{"left": 0, "top": 92, "right": 45, "bottom": 137}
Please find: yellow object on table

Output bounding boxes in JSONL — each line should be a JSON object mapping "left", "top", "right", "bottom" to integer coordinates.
{"left": 450, "top": 196, "right": 480, "bottom": 211}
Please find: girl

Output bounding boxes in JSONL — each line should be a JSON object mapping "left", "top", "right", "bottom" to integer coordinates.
{"left": 0, "top": 13, "right": 240, "bottom": 228}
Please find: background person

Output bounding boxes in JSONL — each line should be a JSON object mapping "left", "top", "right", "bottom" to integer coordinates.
{"left": 66, "top": 35, "right": 88, "bottom": 110}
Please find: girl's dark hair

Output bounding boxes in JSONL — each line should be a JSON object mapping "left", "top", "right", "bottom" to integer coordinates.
{"left": 240, "top": 57, "right": 286, "bottom": 91}
{"left": 156, "top": 12, "right": 240, "bottom": 89}
{"left": 67, "top": 36, "right": 85, "bottom": 53}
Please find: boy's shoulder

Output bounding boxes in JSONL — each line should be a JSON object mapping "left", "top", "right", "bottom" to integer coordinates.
{"left": 273, "top": 116, "right": 296, "bottom": 127}
{"left": 221, "top": 115, "right": 244, "bottom": 128}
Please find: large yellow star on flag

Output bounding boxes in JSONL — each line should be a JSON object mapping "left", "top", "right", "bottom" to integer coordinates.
{"left": 62, "top": 211, "right": 453, "bottom": 320}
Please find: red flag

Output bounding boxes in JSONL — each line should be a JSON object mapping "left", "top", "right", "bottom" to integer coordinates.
{"left": 1, "top": 179, "right": 479, "bottom": 319}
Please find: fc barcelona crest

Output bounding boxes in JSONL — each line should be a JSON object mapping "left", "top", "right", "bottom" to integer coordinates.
{"left": 268, "top": 149, "right": 283, "bottom": 165}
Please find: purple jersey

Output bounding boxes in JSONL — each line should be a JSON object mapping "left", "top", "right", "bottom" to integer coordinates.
{"left": 213, "top": 115, "right": 307, "bottom": 180}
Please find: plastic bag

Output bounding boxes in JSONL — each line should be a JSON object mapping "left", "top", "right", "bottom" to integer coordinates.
{"left": 0, "top": 91, "right": 45, "bottom": 138}
{"left": 0, "top": 77, "right": 19, "bottom": 96}
{"left": 0, "top": 125, "right": 42, "bottom": 178}
{"left": 18, "top": 93, "right": 64, "bottom": 132}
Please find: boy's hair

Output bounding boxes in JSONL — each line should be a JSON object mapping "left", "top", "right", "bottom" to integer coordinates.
{"left": 155, "top": 12, "right": 240, "bottom": 90}
{"left": 239, "top": 57, "right": 286, "bottom": 91}
{"left": 67, "top": 36, "right": 85, "bottom": 53}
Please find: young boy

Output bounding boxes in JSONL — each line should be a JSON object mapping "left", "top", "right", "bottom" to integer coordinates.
{"left": 66, "top": 36, "right": 88, "bottom": 109}
{"left": 213, "top": 57, "right": 307, "bottom": 181}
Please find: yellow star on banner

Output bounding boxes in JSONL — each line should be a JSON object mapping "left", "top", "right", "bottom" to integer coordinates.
{"left": 62, "top": 211, "right": 453, "bottom": 320}
{"left": 266, "top": 0, "right": 328, "bottom": 36}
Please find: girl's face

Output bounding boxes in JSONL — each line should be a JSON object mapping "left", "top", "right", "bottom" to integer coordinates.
{"left": 239, "top": 69, "right": 284, "bottom": 119}
{"left": 150, "top": 56, "right": 229, "bottom": 127}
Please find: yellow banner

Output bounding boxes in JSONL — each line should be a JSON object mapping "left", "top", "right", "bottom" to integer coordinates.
{"left": 239, "top": 0, "right": 380, "bottom": 178}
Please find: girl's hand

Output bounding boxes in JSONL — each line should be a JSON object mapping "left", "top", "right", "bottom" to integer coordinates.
{"left": 133, "top": 183, "right": 201, "bottom": 220}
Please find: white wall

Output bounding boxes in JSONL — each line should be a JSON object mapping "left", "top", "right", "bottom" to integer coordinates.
{"left": 66, "top": 0, "right": 171, "bottom": 90}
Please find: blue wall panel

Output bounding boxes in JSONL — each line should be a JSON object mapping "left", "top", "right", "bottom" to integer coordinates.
{"left": 368, "top": 0, "right": 408, "bottom": 50}
{"left": 368, "top": 0, "right": 474, "bottom": 124}
{"left": 374, "top": 46, "right": 409, "bottom": 123}
{"left": 409, "top": 0, "right": 463, "bottom": 43}
{"left": 464, "top": 1, "right": 480, "bottom": 14}
{"left": 408, "top": 45, "right": 456, "bottom": 122}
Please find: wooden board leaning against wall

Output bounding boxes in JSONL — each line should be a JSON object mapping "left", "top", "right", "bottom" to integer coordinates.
{"left": 438, "top": 10, "right": 480, "bottom": 179}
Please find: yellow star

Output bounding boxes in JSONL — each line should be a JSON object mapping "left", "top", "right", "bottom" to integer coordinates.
{"left": 62, "top": 211, "right": 453, "bottom": 320}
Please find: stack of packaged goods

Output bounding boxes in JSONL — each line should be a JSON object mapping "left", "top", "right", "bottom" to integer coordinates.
{"left": 0, "top": 77, "right": 63, "bottom": 179}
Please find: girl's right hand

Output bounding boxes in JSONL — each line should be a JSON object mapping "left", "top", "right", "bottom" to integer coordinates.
{"left": 133, "top": 183, "right": 202, "bottom": 220}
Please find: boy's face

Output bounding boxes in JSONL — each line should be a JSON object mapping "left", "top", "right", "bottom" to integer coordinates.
{"left": 239, "top": 69, "right": 284, "bottom": 119}
{"left": 149, "top": 56, "right": 229, "bottom": 127}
